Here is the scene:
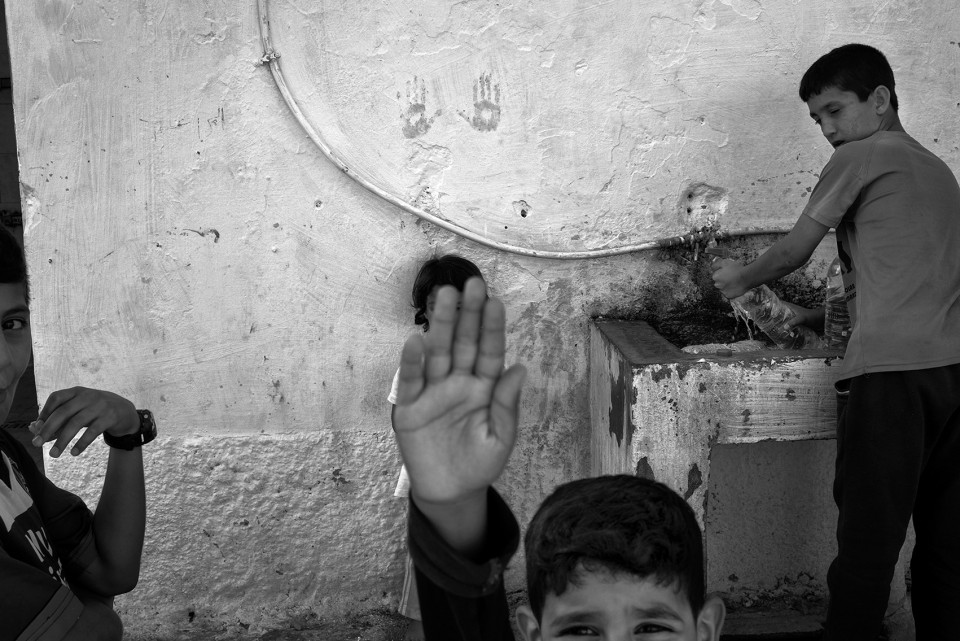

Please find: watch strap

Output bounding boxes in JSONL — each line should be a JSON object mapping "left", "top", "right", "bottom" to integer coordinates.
{"left": 103, "top": 409, "right": 157, "bottom": 450}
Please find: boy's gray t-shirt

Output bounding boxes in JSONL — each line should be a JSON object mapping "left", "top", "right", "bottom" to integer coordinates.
{"left": 802, "top": 130, "right": 960, "bottom": 380}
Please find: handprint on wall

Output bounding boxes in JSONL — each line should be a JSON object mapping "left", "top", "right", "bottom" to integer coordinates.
{"left": 459, "top": 72, "right": 501, "bottom": 132}
{"left": 399, "top": 76, "right": 440, "bottom": 139}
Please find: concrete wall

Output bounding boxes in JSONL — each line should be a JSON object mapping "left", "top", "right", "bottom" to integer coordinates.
{"left": 4, "top": 0, "right": 957, "bottom": 637}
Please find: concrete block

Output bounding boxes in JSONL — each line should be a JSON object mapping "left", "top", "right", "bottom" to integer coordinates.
{"left": 589, "top": 319, "right": 914, "bottom": 636}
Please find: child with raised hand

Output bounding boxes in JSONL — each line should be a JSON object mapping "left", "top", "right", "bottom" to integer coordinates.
{"left": 392, "top": 277, "right": 725, "bottom": 640}
{"left": 712, "top": 43, "right": 960, "bottom": 639}
{"left": 0, "top": 225, "right": 151, "bottom": 640}
{"left": 387, "top": 254, "right": 484, "bottom": 640}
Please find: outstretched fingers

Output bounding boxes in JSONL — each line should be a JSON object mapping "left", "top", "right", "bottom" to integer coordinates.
{"left": 395, "top": 333, "right": 426, "bottom": 407}
{"left": 490, "top": 363, "right": 526, "bottom": 445}
{"left": 475, "top": 295, "right": 506, "bottom": 381}
{"left": 423, "top": 285, "right": 460, "bottom": 383}
{"left": 451, "top": 277, "right": 487, "bottom": 375}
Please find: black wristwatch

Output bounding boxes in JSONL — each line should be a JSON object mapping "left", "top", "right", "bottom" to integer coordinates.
{"left": 102, "top": 409, "right": 157, "bottom": 450}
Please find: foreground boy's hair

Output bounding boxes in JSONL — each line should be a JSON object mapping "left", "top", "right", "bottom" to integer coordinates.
{"left": 798, "top": 43, "right": 898, "bottom": 111}
{"left": 525, "top": 474, "right": 705, "bottom": 621}
{"left": 410, "top": 254, "right": 483, "bottom": 329}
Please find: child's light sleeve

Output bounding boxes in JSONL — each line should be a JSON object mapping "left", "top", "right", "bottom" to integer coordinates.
{"left": 387, "top": 368, "right": 400, "bottom": 405}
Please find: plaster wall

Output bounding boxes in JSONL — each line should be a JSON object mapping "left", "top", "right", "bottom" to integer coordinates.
{"left": 4, "top": 0, "right": 957, "bottom": 636}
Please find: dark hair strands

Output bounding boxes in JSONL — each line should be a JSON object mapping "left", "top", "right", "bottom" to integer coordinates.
{"left": 799, "top": 43, "right": 898, "bottom": 111}
{"left": 410, "top": 254, "right": 483, "bottom": 330}
{"left": 524, "top": 474, "right": 706, "bottom": 622}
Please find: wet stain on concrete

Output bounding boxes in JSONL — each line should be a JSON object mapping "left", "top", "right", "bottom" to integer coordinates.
{"left": 635, "top": 456, "right": 655, "bottom": 480}
{"left": 684, "top": 463, "right": 703, "bottom": 500}
{"left": 608, "top": 368, "right": 626, "bottom": 447}
{"left": 650, "top": 365, "right": 672, "bottom": 384}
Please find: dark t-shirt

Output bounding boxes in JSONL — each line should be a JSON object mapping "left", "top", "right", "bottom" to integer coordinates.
{"left": 0, "top": 430, "right": 95, "bottom": 640}
{"left": 408, "top": 488, "right": 520, "bottom": 641}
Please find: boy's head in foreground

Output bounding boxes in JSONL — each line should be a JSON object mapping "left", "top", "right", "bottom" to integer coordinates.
{"left": 411, "top": 254, "right": 483, "bottom": 331}
{"left": 0, "top": 224, "right": 31, "bottom": 424}
{"left": 516, "top": 474, "right": 724, "bottom": 640}
{"left": 799, "top": 43, "right": 901, "bottom": 149}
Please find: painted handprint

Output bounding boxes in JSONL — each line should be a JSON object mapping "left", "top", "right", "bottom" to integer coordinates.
{"left": 459, "top": 72, "right": 501, "bottom": 132}
{"left": 399, "top": 76, "right": 440, "bottom": 139}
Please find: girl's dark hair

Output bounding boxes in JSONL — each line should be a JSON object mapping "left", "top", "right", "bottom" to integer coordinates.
{"left": 0, "top": 225, "right": 29, "bottom": 303}
{"left": 524, "top": 474, "right": 705, "bottom": 622}
{"left": 411, "top": 254, "right": 483, "bottom": 330}
{"left": 799, "top": 43, "right": 898, "bottom": 111}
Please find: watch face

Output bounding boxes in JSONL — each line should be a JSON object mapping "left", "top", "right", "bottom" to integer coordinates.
{"left": 104, "top": 410, "right": 156, "bottom": 449}
{"left": 138, "top": 410, "right": 157, "bottom": 444}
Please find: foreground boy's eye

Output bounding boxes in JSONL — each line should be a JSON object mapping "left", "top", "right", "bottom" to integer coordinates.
{"left": 557, "top": 625, "right": 599, "bottom": 637}
{"left": 635, "top": 622, "right": 672, "bottom": 634}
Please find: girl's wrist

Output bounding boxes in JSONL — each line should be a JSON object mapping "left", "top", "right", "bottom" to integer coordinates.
{"left": 412, "top": 487, "right": 489, "bottom": 556}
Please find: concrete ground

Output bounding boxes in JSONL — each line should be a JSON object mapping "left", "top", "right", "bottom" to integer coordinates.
{"left": 145, "top": 607, "right": 896, "bottom": 641}
{"left": 142, "top": 609, "right": 409, "bottom": 641}
{"left": 141, "top": 591, "right": 912, "bottom": 640}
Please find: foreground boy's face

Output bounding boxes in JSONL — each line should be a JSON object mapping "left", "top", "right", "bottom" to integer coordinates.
{"left": 519, "top": 566, "right": 722, "bottom": 641}
{"left": 0, "top": 283, "right": 31, "bottom": 424}
{"left": 806, "top": 86, "right": 887, "bottom": 148}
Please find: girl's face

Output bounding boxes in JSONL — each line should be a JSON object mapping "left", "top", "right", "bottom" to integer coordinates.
{"left": 424, "top": 286, "right": 462, "bottom": 331}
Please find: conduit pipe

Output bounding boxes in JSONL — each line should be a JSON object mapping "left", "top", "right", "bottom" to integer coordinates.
{"left": 255, "top": 0, "right": 800, "bottom": 260}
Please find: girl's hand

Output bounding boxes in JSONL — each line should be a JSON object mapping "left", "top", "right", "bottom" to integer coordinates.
{"left": 30, "top": 387, "right": 138, "bottom": 458}
{"left": 392, "top": 278, "right": 525, "bottom": 552}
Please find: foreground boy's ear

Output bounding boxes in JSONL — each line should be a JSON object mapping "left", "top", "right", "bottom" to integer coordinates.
{"left": 697, "top": 594, "right": 726, "bottom": 641}
{"left": 515, "top": 604, "right": 543, "bottom": 641}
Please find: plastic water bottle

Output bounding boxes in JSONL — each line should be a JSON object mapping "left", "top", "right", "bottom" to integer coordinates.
{"left": 707, "top": 244, "right": 820, "bottom": 349}
{"left": 823, "top": 257, "right": 850, "bottom": 349}
{"left": 732, "top": 285, "right": 820, "bottom": 349}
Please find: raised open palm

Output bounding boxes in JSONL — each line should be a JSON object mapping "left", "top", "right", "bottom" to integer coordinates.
{"left": 392, "top": 277, "right": 526, "bottom": 507}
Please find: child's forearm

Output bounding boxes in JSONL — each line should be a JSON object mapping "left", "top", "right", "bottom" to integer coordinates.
{"left": 83, "top": 448, "right": 146, "bottom": 595}
{"left": 741, "top": 243, "right": 805, "bottom": 290}
{"left": 412, "top": 488, "right": 489, "bottom": 559}
{"left": 742, "top": 215, "right": 830, "bottom": 289}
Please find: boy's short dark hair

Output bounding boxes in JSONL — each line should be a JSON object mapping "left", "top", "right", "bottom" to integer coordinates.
{"left": 411, "top": 254, "right": 483, "bottom": 330}
{"left": 799, "top": 43, "right": 898, "bottom": 111}
{"left": 0, "top": 224, "right": 29, "bottom": 304}
{"left": 524, "top": 474, "right": 705, "bottom": 621}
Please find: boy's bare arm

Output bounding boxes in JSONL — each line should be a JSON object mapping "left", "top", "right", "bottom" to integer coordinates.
{"left": 713, "top": 215, "right": 830, "bottom": 298}
{"left": 30, "top": 388, "right": 146, "bottom": 595}
{"left": 392, "top": 277, "right": 525, "bottom": 557}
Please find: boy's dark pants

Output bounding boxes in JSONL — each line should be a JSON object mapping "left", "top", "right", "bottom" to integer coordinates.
{"left": 824, "top": 364, "right": 960, "bottom": 640}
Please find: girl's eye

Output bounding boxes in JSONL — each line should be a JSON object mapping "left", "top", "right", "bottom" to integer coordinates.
{"left": 2, "top": 318, "right": 27, "bottom": 331}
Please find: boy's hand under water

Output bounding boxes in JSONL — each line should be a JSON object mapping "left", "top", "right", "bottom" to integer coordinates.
{"left": 392, "top": 277, "right": 525, "bottom": 553}
{"left": 709, "top": 256, "right": 750, "bottom": 300}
